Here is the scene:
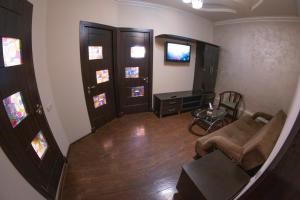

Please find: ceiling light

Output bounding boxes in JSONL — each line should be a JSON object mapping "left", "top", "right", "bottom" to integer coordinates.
{"left": 192, "top": 0, "right": 203, "bottom": 9}
{"left": 182, "top": 0, "right": 192, "bottom": 3}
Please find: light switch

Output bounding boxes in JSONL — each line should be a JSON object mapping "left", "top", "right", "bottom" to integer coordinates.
{"left": 46, "top": 104, "right": 53, "bottom": 112}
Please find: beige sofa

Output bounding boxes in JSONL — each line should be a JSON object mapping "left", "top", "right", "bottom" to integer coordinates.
{"left": 195, "top": 110, "right": 287, "bottom": 170}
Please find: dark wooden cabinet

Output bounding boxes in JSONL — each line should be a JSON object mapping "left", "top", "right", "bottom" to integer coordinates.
{"left": 154, "top": 91, "right": 215, "bottom": 118}
{"left": 193, "top": 42, "right": 220, "bottom": 93}
{"left": 177, "top": 151, "right": 250, "bottom": 200}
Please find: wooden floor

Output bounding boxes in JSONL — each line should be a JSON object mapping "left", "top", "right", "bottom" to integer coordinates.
{"left": 61, "top": 112, "right": 205, "bottom": 200}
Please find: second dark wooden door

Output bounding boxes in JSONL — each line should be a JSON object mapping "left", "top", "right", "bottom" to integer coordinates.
{"left": 193, "top": 42, "right": 219, "bottom": 93}
{"left": 116, "top": 28, "right": 153, "bottom": 115}
{"left": 203, "top": 44, "right": 219, "bottom": 92}
{"left": 80, "top": 22, "right": 116, "bottom": 132}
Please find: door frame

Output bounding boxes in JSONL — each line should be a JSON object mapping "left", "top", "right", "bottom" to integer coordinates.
{"left": 79, "top": 21, "right": 118, "bottom": 132}
{"left": 116, "top": 28, "right": 153, "bottom": 116}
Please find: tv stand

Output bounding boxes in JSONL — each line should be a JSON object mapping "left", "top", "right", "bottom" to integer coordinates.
{"left": 153, "top": 91, "right": 215, "bottom": 118}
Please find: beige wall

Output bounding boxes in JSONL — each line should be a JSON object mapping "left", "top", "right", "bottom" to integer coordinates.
{"left": 46, "top": 0, "right": 214, "bottom": 142}
{"left": 214, "top": 19, "right": 300, "bottom": 115}
{"left": 298, "top": 0, "right": 300, "bottom": 15}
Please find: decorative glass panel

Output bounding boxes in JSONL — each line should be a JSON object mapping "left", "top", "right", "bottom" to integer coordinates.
{"left": 131, "top": 86, "right": 144, "bottom": 97}
{"left": 125, "top": 67, "right": 139, "bottom": 78}
{"left": 93, "top": 93, "right": 107, "bottom": 108}
{"left": 96, "top": 69, "right": 109, "bottom": 84}
{"left": 2, "top": 37, "right": 22, "bottom": 67}
{"left": 31, "top": 131, "right": 48, "bottom": 159}
{"left": 3, "top": 92, "right": 28, "bottom": 128}
{"left": 131, "top": 46, "right": 145, "bottom": 58}
{"left": 88, "top": 46, "right": 103, "bottom": 60}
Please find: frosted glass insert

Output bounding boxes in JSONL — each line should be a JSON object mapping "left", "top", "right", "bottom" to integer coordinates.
{"left": 88, "top": 46, "right": 103, "bottom": 60}
{"left": 131, "top": 86, "right": 144, "bottom": 97}
{"left": 31, "top": 131, "right": 48, "bottom": 159}
{"left": 3, "top": 92, "right": 28, "bottom": 128}
{"left": 93, "top": 93, "right": 107, "bottom": 108}
{"left": 96, "top": 69, "right": 109, "bottom": 84}
{"left": 131, "top": 46, "right": 145, "bottom": 58}
{"left": 2, "top": 37, "right": 22, "bottom": 67}
{"left": 125, "top": 67, "right": 139, "bottom": 78}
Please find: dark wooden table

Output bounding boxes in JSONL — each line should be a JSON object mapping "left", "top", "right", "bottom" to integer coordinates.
{"left": 177, "top": 150, "right": 250, "bottom": 200}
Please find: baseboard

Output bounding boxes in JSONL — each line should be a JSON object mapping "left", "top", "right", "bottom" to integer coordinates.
{"left": 240, "top": 109, "right": 253, "bottom": 117}
{"left": 70, "top": 132, "right": 93, "bottom": 146}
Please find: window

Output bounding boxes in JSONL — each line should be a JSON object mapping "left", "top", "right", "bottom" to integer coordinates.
{"left": 3, "top": 92, "right": 28, "bottom": 128}
{"left": 125, "top": 67, "right": 139, "bottom": 78}
{"left": 96, "top": 69, "right": 109, "bottom": 84}
{"left": 131, "top": 86, "right": 144, "bottom": 97}
{"left": 88, "top": 46, "right": 103, "bottom": 60}
{"left": 131, "top": 46, "right": 145, "bottom": 58}
{"left": 93, "top": 93, "right": 107, "bottom": 108}
{"left": 2, "top": 37, "right": 22, "bottom": 67}
{"left": 31, "top": 131, "right": 48, "bottom": 159}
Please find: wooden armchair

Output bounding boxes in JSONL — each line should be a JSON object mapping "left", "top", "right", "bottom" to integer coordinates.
{"left": 218, "top": 91, "right": 242, "bottom": 120}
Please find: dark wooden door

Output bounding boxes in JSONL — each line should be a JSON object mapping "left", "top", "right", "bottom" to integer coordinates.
{"left": 0, "top": 1, "right": 65, "bottom": 199}
{"left": 116, "top": 28, "right": 153, "bottom": 115}
{"left": 80, "top": 22, "right": 116, "bottom": 132}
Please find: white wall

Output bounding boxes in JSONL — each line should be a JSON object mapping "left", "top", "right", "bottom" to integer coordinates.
{"left": 46, "top": 0, "right": 214, "bottom": 142}
{"left": 214, "top": 18, "right": 300, "bottom": 115}
{"left": 0, "top": 0, "right": 69, "bottom": 199}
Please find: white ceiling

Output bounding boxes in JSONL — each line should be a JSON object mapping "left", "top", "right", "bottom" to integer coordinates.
{"left": 131, "top": 0, "right": 299, "bottom": 21}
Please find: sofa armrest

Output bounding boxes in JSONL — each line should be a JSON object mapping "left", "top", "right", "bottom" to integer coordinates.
{"left": 252, "top": 112, "right": 273, "bottom": 121}
{"left": 203, "top": 136, "right": 244, "bottom": 162}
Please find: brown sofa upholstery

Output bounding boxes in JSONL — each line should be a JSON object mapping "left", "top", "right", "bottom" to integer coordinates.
{"left": 195, "top": 110, "right": 287, "bottom": 170}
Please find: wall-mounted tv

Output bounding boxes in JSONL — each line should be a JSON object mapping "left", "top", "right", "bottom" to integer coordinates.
{"left": 165, "top": 42, "right": 191, "bottom": 63}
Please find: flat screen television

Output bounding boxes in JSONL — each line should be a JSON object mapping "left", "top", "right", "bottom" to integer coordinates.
{"left": 165, "top": 42, "right": 191, "bottom": 63}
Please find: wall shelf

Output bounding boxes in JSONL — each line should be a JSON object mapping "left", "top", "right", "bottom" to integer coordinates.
{"left": 155, "top": 34, "right": 219, "bottom": 47}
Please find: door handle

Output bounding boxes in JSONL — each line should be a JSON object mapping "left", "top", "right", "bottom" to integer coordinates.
{"left": 36, "top": 104, "right": 43, "bottom": 115}
{"left": 143, "top": 77, "right": 149, "bottom": 83}
{"left": 87, "top": 85, "right": 96, "bottom": 95}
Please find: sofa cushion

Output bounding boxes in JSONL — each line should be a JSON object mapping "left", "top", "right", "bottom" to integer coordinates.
{"left": 197, "top": 115, "right": 264, "bottom": 147}
{"left": 195, "top": 115, "right": 264, "bottom": 157}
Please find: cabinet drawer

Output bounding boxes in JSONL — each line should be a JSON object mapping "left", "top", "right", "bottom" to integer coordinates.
{"left": 162, "top": 99, "right": 181, "bottom": 107}
{"left": 162, "top": 104, "right": 181, "bottom": 115}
